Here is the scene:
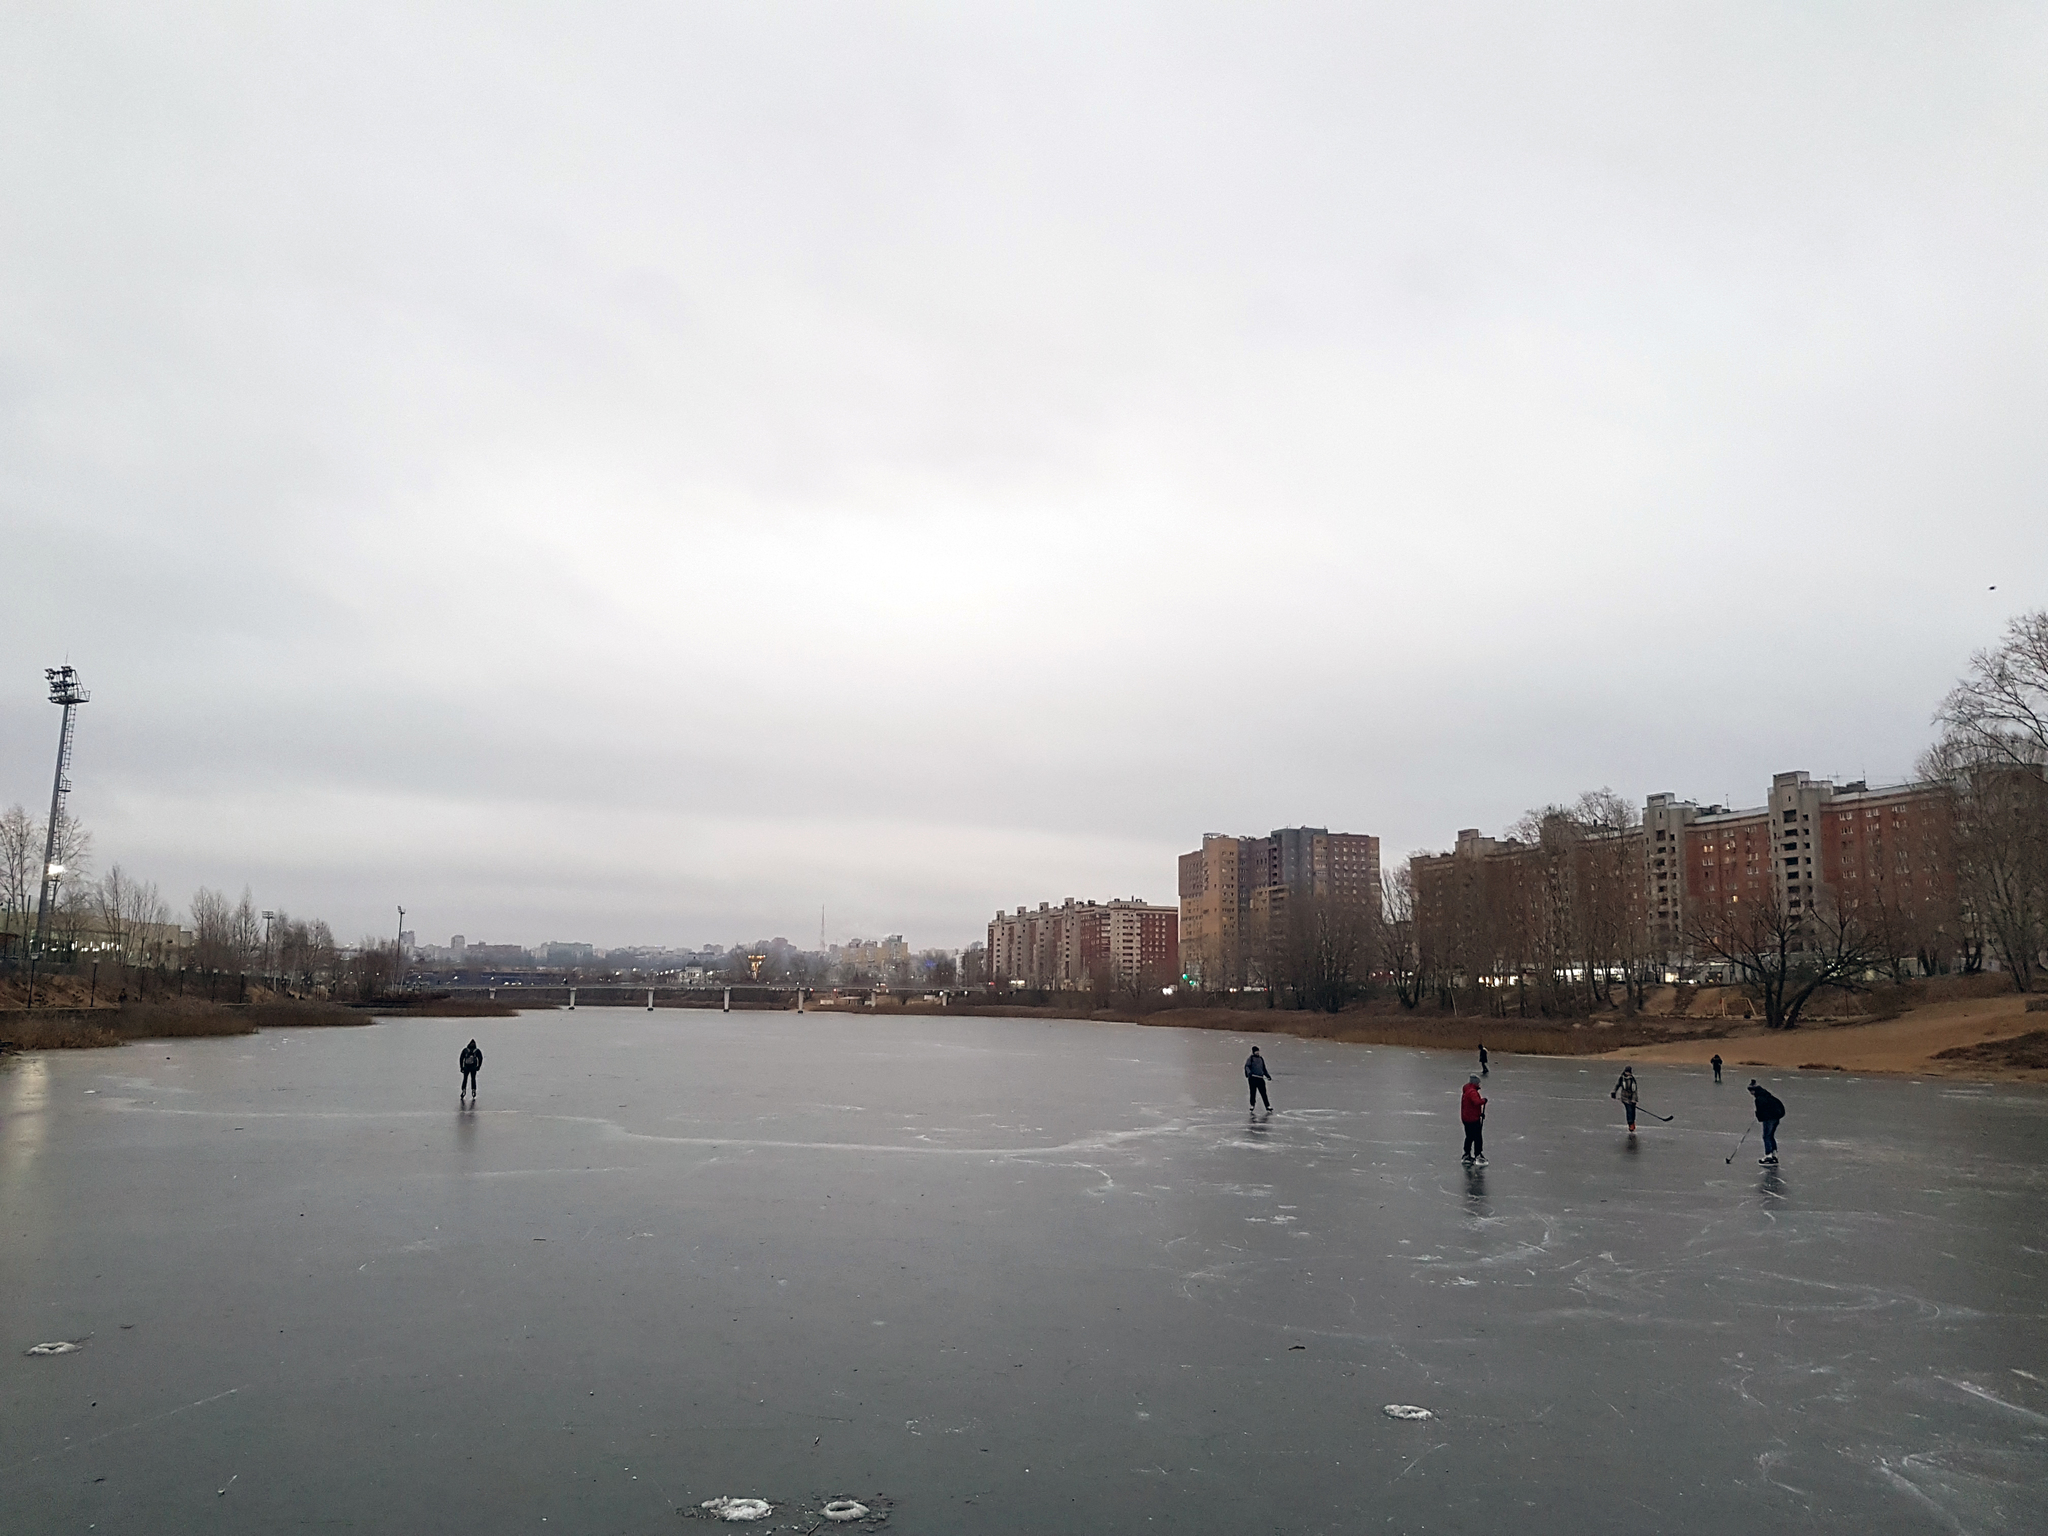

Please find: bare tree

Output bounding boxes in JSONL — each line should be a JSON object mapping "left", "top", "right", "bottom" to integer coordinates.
{"left": 346, "top": 938, "right": 401, "bottom": 1001}
{"left": 1936, "top": 610, "right": 2048, "bottom": 765}
{"left": 1569, "top": 788, "right": 1646, "bottom": 1010}
{"left": 123, "top": 877, "right": 172, "bottom": 965}
{"left": 1685, "top": 885, "right": 1885, "bottom": 1029}
{"left": 1922, "top": 741, "right": 2047, "bottom": 994}
{"left": 93, "top": 865, "right": 134, "bottom": 961}
{"left": 1377, "top": 865, "right": 1427, "bottom": 1009}
{"left": 276, "top": 915, "right": 339, "bottom": 994}
{"left": 1271, "top": 891, "right": 1368, "bottom": 1013}
{"left": 0, "top": 804, "right": 38, "bottom": 959}
{"left": 190, "top": 887, "right": 234, "bottom": 973}
{"left": 230, "top": 887, "right": 262, "bottom": 973}
{"left": 1925, "top": 612, "right": 2048, "bottom": 992}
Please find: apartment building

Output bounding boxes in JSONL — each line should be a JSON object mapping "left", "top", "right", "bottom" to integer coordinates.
{"left": 1416, "top": 771, "right": 1959, "bottom": 983}
{"left": 985, "top": 897, "right": 1179, "bottom": 989}
{"left": 1178, "top": 826, "right": 1381, "bottom": 988}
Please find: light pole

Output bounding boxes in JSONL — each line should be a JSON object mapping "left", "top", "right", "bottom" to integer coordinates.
{"left": 26, "top": 863, "right": 63, "bottom": 1011}
{"left": 33, "top": 666, "right": 89, "bottom": 957}
{"left": 395, "top": 905, "right": 406, "bottom": 991}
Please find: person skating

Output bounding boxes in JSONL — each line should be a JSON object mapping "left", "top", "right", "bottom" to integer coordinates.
{"left": 1245, "top": 1046, "right": 1272, "bottom": 1111}
{"left": 1711, "top": 1053, "right": 1723, "bottom": 1085}
{"left": 1748, "top": 1079, "right": 1786, "bottom": 1163}
{"left": 459, "top": 1039, "right": 483, "bottom": 1100}
{"left": 1478, "top": 1043, "right": 1489, "bottom": 1077}
{"left": 1612, "top": 1066, "right": 1640, "bottom": 1132}
{"left": 1460, "top": 1074, "right": 1487, "bottom": 1164}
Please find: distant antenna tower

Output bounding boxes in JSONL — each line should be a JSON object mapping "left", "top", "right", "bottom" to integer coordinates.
{"left": 33, "top": 666, "right": 89, "bottom": 952}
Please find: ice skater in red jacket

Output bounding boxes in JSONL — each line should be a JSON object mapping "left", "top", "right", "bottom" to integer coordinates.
{"left": 1460, "top": 1074, "right": 1487, "bottom": 1165}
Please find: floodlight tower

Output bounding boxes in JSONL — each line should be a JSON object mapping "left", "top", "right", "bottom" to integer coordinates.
{"left": 33, "top": 666, "right": 89, "bottom": 953}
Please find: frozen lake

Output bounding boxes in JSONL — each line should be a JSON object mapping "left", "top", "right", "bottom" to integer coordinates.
{"left": 5, "top": 1010, "right": 2046, "bottom": 1534}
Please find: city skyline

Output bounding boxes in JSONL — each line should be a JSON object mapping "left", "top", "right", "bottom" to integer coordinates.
{"left": 5, "top": 7, "right": 2044, "bottom": 948}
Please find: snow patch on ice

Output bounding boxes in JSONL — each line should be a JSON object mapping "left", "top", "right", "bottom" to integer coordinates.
{"left": 26, "top": 1341, "right": 80, "bottom": 1355}
{"left": 1383, "top": 1404, "right": 1433, "bottom": 1420}
{"left": 701, "top": 1497, "right": 771, "bottom": 1521}
{"left": 820, "top": 1500, "right": 869, "bottom": 1522}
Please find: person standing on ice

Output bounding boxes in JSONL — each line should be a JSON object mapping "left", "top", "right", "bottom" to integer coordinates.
{"left": 1711, "top": 1053, "right": 1723, "bottom": 1084}
{"left": 1245, "top": 1046, "right": 1272, "bottom": 1111}
{"left": 1478, "top": 1043, "right": 1489, "bottom": 1076}
{"left": 1748, "top": 1079, "right": 1786, "bottom": 1164}
{"left": 459, "top": 1039, "right": 483, "bottom": 1101}
{"left": 1612, "top": 1066, "right": 1640, "bottom": 1133}
{"left": 1460, "top": 1074, "right": 1487, "bottom": 1164}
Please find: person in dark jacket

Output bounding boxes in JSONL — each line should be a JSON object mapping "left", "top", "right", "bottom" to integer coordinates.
{"left": 1612, "top": 1066, "right": 1639, "bottom": 1132}
{"left": 1711, "top": 1053, "right": 1723, "bottom": 1084}
{"left": 1478, "top": 1043, "right": 1489, "bottom": 1076}
{"left": 1245, "top": 1047, "right": 1272, "bottom": 1111}
{"left": 460, "top": 1039, "right": 483, "bottom": 1100}
{"left": 1460, "top": 1075, "right": 1487, "bottom": 1164}
{"left": 1748, "top": 1079, "right": 1785, "bottom": 1163}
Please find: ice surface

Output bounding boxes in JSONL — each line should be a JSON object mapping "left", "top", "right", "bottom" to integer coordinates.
{"left": 4, "top": 1010, "right": 2047, "bottom": 1534}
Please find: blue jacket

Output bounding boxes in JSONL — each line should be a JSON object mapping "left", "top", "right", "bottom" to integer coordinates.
{"left": 1245, "top": 1052, "right": 1270, "bottom": 1079}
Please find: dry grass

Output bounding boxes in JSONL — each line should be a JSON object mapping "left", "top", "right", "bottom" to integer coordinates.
{"left": 1933, "top": 1029, "right": 2048, "bottom": 1069}
{"left": 0, "top": 998, "right": 367, "bottom": 1052}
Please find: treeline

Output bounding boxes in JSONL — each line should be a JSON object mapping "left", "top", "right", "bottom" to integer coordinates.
{"left": 0, "top": 810, "right": 404, "bottom": 1002}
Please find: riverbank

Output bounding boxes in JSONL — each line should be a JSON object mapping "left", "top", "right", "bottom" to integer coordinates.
{"left": 0, "top": 986, "right": 521, "bottom": 1051}
{"left": 0, "top": 997, "right": 370, "bottom": 1050}
{"left": 1598, "top": 991, "right": 2048, "bottom": 1081}
{"left": 886, "top": 986, "right": 2048, "bottom": 1082}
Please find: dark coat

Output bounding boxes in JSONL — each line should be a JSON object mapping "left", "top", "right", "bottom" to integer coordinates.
{"left": 460, "top": 1045, "right": 482, "bottom": 1073}
{"left": 1750, "top": 1086, "right": 1785, "bottom": 1121}
{"left": 1244, "top": 1052, "right": 1270, "bottom": 1080}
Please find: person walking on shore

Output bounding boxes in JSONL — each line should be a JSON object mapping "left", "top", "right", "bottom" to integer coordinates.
{"left": 1245, "top": 1046, "right": 1272, "bottom": 1111}
{"left": 1478, "top": 1043, "right": 1489, "bottom": 1077}
{"left": 1461, "top": 1074, "right": 1487, "bottom": 1165}
{"left": 1612, "top": 1066, "right": 1640, "bottom": 1133}
{"left": 460, "top": 1039, "right": 483, "bottom": 1101}
{"left": 1711, "top": 1054, "right": 1723, "bottom": 1085}
{"left": 1748, "top": 1079, "right": 1786, "bottom": 1164}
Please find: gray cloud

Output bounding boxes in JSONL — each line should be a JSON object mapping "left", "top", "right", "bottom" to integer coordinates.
{"left": 4, "top": 4, "right": 2045, "bottom": 948}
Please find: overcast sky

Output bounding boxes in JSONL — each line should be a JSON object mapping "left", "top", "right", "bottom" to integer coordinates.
{"left": 4, "top": 4, "right": 2045, "bottom": 952}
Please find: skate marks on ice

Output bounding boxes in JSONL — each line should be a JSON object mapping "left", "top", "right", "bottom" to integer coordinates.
{"left": 1725, "top": 1362, "right": 2048, "bottom": 1530}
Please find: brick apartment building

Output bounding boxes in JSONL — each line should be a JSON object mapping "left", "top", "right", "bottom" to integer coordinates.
{"left": 1178, "top": 826, "right": 1381, "bottom": 988}
{"left": 1661, "top": 771, "right": 1956, "bottom": 960}
{"left": 1413, "top": 770, "right": 1959, "bottom": 984}
{"left": 985, "top": 897, "right": 1180, "bottom": 990}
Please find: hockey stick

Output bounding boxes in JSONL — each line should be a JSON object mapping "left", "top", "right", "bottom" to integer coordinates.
{"left": 1725, "top": 1124, "right": 1752, "bottom": 1164}
{"left": 1634, "top": 1105, "right": 1676, "bottom": 1122}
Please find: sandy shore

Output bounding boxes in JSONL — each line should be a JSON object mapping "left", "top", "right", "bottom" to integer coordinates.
{"left": 1598, "top": 992, "right": 2047, "bottom": 1081}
